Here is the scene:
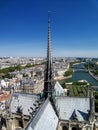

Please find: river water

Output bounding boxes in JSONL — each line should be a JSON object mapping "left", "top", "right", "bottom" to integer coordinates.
{"left": 72, "top": 71, "right": 98, "bottom": 86}
{"left": 72, "top": 63, "right": 98, "bottom": 86}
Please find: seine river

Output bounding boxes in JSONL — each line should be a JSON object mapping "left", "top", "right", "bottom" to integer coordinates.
{"left": 72, "top": 71, "right": 98, "bottom": 86}
{"left": 72, "top": 63, "right": 98, "bottom": 86}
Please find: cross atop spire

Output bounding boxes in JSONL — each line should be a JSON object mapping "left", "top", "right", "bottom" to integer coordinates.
{"left": 44, "top": 12, "right": 54, "bottom": 99}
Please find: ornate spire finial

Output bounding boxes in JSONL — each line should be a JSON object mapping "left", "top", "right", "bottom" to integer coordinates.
{"left": 48, "top": 11, "right": 51, "bottom": 22}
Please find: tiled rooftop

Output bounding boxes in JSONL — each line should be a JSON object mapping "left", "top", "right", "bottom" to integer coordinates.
{"left": 55, "top": 96, "right": 90, "bottom": 121}
{"left": 25, "top": 98, "right": 58, "bottom": 130}
{"left": 10, "top": 92, "right": 39, "bottom": 116}
{"left": 0, "top": 93, "right": 10, "bottom": 102}
{"left": 54, "top": 81, "right": 65, "bottom": 96}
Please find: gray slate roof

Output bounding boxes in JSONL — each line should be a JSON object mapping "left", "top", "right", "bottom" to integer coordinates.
{"left": 10, "top": 92, "right": 39, "bottom": 116}
{"left": 25, "top": 98, "right": 58, "bottom": 130}
{"left": 55, "top": 96, "right": 90, "bottom": 121}
{"left": 54, "top": 81, "right": 65, "bottom": 96}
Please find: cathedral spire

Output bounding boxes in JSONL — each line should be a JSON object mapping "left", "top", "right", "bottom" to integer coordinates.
{"left": 47, "top": 12, "right": 52, "bottom": 65}
{"left": 44, "top": 12, "right": 54, "bottom": 99}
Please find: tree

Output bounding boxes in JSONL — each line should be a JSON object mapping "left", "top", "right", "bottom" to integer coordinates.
{"left": 64, "top": 69, "right": 73, "bottom": 77}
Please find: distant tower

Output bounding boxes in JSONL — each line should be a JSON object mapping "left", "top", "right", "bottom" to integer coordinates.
{"left": 44, "top": 13, "right": 54, "bottom": 99}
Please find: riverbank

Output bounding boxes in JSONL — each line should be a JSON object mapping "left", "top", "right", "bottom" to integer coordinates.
{"left": 89, "top": 71, "right": 98, "bottom": 81}
{"left": 54, "top": 75, "right": 72, "bottom": 81}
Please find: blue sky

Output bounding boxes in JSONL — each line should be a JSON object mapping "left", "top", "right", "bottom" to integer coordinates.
{"left": 0, "top": 0, "right": 98, "bottom": 57}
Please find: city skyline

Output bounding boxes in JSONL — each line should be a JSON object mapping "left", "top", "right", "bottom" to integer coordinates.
{"left": 0, "top": 0, "right": 98, "bottom": 57}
